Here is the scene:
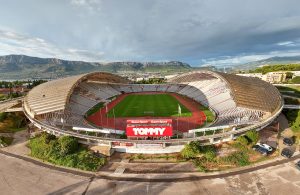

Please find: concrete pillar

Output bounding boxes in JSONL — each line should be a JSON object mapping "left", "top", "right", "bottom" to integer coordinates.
{"left": 230, "top": 134, "right": 235, "bottom": 140}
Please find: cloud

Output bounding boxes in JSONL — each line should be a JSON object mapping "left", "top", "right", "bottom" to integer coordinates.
{"left": 277, "top": 41, "right": 295, "bottom": 46}
{"left": 276, "top": 41, "right": 299, "bottom": 47}
{"left": 70, "top": 0, "right": 102, "bottom": 12}
{"left": 0, "top": 0, "right": 300, "bottom": 65}
{"left": 202, "top": 50, "right": 300, "bottom": 66}
{"left": 0, "top": 29, "right": 104, "bottom": 61}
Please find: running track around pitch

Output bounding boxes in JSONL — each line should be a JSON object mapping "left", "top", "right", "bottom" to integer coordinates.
{"left": 87, "top": 92, "right": 206, "bottom": 132}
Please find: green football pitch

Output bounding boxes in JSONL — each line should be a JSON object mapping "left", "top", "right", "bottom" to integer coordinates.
{"left": 107, "top": 94, "right": 192, "bottom": 117}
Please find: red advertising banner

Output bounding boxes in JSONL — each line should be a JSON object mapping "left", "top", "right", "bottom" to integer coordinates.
{"left": 126, "top": 126, "right": 173, "bottom": 137}
{"left": 127, "top": 119, "right": 172, "bottom": 124}
{"left": 126, "top": 119, "right": 173, "bottom": 137}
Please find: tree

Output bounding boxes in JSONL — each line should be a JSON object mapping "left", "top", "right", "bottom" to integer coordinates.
{"left": 286, "top": 72, "right": 294, "bottom": 80}
{"left": 181, "top": 141, "right": 201, "bottom": 159}
{"left": 40, "top": 132, "right": 56, "bottom": 144}
{"left": 245, "top": 130, "right": 259, "bottom": 144}
{"left": 236, "top": 136, "right": 249, "bottom": 146}
{"left": 249, "top": 64, "right": 300, "bottom": 74}
{"left": 58, "top": 136, "right": 78, "bottom": 156}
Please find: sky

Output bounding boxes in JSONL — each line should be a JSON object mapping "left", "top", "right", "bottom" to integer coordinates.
{"left": 1, "top": 0, "right": 300, "bottom": 66}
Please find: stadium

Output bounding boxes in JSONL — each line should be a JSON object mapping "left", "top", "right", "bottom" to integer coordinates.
{"left": 23, "top": 71, "right": 283, "bottom": 154}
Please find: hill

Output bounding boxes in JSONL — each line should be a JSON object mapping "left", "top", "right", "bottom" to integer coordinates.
{"left": 0, "top": 55, "right": 193, "bottom": 79}
{"left": 235, "top": 56, "right": 300, "bottom": 70}
{"left": 249, "top": 64, "right": 300, "bottom": 74}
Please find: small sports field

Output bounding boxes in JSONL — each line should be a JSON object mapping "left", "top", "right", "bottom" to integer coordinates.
{"left": 107, "top": 94, "right": 191, "bottom": 117}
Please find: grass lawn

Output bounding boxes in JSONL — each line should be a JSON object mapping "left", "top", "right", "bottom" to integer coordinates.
{"left": 199, "top": 105, "right": 215, "bottom": 123}
{"left": 284, "top": 97, "right": 300, "bottom": 105}
{"left": 0, "top": 93, "right": 6, "bottom": 101}
{"left": 107, "top": 94, "right": 191, "bottom": 117}
{"left": 7, "top": 127, "right": 27, "bottom": 133}
{"left": 276, "top": 85, "right": 300, "bottom": 91}
{"left": 277, "top": 86, "right": 300, "bottom": 98}
{"left": 0, "top": 126, "right": 26, "bottom": 133}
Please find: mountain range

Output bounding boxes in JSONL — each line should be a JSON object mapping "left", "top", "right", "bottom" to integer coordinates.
{"left": 1, "top": 54, "right": 300, "bottom": 80}
{"left": 0, "top": 55, "right": 194, "bottom": 79}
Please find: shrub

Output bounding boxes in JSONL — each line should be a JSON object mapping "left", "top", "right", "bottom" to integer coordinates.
{"left": 0, "top": 112, "right": 8, "bottom": 122}
{"left": 29, "top": 134, "right": 105, "bottom": 171}
{"left": 136, "top": 153, "right": 145, "bottom": 159}
{"left": 223, "top": 151, "right": 250, "bottom": 166}
{"left": 199, "top": 145, "right": 217, "bottom": 161}
{"left": 236, "top": 136, "right": 249, "bottom": 146}
{"left": 181, "top": 141, "right": 201, "bottom": 159}
{"left": 0, "top": 137, "right": 13, "bottom": 146}
{"left": 245, "top": 130, "right": 259, "bottom": 144}
{"left": 58, "top": 136, "right": 78, "bottom": 156}
{"left": 29, "top": 134, "right": 52, "bottom": 160}
{"left": 40, "top": 133, "right": 56, "bottom": 144}
{"left": 181, "top": 143, "right": 218, "bottom": 160}
{"left": 193, "top": 158, "right": 207, "bottom": 172}
{"left": 204, "top": 149, "right": 216, "bottom": 161}
{"left": 0, "top": 137, "right": 8, "bottom": 147}
{"left": 120, "top": 132, "right": 127, "bottom": 139}
{"left": 283, "top": 109, "right": 300, "bottom": 132}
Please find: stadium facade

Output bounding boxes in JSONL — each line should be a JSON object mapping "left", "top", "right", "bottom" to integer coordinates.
{"left": 23, "top": 71, "right": 283, "bottom": 154}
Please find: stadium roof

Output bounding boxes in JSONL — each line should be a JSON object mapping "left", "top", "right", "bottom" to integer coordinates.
{"left": 24, "top": 72, "right": 129, "bottom": 116}
{"left": 217, "top": 72, "right": 281, "bottom": 113}
{"left": 168, "top": 71, "right": 282, "bottom": 113}
{"left": 24, "top": 71, "right": 282, "bottom": 117}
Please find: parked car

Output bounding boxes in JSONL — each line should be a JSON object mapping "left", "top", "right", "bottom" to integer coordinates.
{"left": 281, "top": 148, "right": 293, "bottom": 158}
{"left": 295, "top": 160, "right": 300, "bottom": 171}
{"left": 262, "top": 144, "right": 273, "bottom": 152}
{"left": 283, "top": 137, "right": 294, "bottom": 146}
{"left": 257, "top": 146, "right": 269, "bottom": 156}
{"left": 252, "top": 145, "right": 268, "bottom": 156}
{"left": 252, "top": 144, "right": 260, "bottom": 151}
{"left": 256, "top": 143, "right": 273, "bottom": 152}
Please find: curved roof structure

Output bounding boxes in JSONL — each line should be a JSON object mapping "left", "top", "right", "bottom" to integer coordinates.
{"left": 168, "top": 71, "right": 282, "bottom": 113}
{"left": 217, "top": 72, "right": 281, "bottom": 113}
{"left": 24, "top": 71, "right": 282, "bottom": 118}
{"left": 24, "top": 72, "right": 130, "bottom": 116}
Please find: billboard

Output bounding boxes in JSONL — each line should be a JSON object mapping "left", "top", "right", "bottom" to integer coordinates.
{"left": 126, "top": 119, "right": 173, "bottom": 137}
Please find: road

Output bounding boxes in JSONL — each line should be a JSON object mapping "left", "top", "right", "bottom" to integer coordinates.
{"left": 0, "top": 97, "right": 23, "bottom": 112}
{"left": 283, "top": 104, "right": 300, "bottom": 109}
{"left": 0, "top": 151, "right": 300, "bottom": 195}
